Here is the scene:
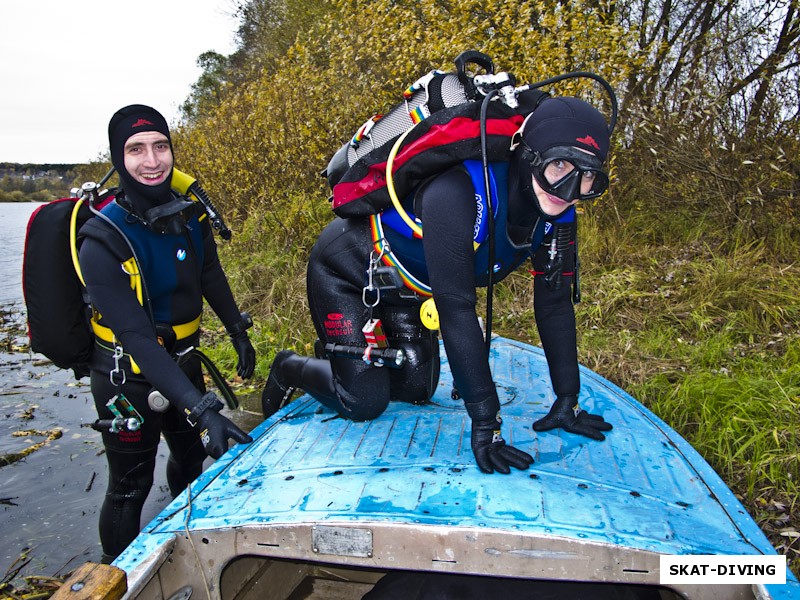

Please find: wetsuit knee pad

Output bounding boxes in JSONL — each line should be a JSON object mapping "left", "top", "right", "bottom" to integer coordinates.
{"left": 105, "top": 449, "right": 156, "bottom": 499}
{"left": 382, "top": 307, "right": 441, "bottom": 404}
{"left": 318, "top": 362, "right": 391, "bottom": 421}
{"left": 389, "top": 337, "right": 441, "bottom": 404}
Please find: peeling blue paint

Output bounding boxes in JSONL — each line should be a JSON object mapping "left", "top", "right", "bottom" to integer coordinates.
{"left": 115, "top": 337, "right": 799, "bottom": 594}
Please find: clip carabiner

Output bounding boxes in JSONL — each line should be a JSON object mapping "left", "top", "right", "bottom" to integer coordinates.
{"left": 362, "top": 248, "right": 387, "bottom": 308}
{"left": 362, "top": 285, "right": 380, "bottom": 308}
{"left": 109, "top": 345, "right": 126, "bottom": 386}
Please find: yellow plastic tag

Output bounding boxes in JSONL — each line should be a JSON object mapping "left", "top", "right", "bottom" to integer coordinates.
{"left": 420, "top": 297, "right": 440, "bottom": 331}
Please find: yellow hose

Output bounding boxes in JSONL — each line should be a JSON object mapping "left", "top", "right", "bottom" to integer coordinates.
{"left": 69, "top": 198, "right": 86, "bottom": 286}
{"left": 386, "top": 127, "right": 423, "bottom": 237}
{"left": 386, "top": 126, "right": 481, "bottom": 250}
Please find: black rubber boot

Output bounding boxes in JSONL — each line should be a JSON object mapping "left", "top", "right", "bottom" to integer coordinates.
{"left": 261, "top": 350, "right": 300, "bottom": 418}
{"left": 261, "top": 351, "right": 342, "bottom": 418}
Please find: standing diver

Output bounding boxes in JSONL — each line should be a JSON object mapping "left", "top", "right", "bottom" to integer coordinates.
{"left": 78, "top": 105, "right": 255, "bottom": 561}
{"left": 262, "top": 96, "right": 612, "bottom": 474}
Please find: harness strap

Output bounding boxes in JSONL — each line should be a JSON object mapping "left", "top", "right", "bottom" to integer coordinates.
{"left": 91, "top": 315, "right": 201, "bottom": 345}
{"left": 370, "top": 215, "right": 432, "bottom": 297}
{"left": 92, "top": 315, "right": 201, "bottom": 376}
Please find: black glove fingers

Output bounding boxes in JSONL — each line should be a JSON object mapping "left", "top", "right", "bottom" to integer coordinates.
{"left": 488, "top": 450, "right": 512, "bottom": 474}
{"left": 531, "top": 415, "right": 559, "bottom": 432}
{"left": 575, "top": 411, "right": 613, "bottom": 432}
{"left": 238, "top": 343, "right": 255, "bottom": 378}
{"left": 197, "top": 405, "right": 253, "bottom": 459}
{"left": 471, "top": 415, "right": 534, "bottom": 474}
{"left": 500, "top": 445, "right": 534, "bottom": 469}
{"left": 533, "top": 397, "right": 612, "bottom": 440}
{"left": 231, "top": 332, "right": 256, "bottom": 380}
{"left": 565, "top": 423, "right": 607, "bottom": 441}
{"left": 227, "top": 423, "right": 253, "bottom": 445}
{"left": 219, "top": 417, "right": 252, "bottom": 445}
{"left": 475, "top": 452, "right": 495, "bottom": 474}
{"left": 577, "top": 411, "right": 610, "bottom": 424}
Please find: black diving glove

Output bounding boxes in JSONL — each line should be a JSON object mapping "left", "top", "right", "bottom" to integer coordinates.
{"left": 532, "top": 395, "right": 612, "bottom": 441}
{"left": 471, "top": 414, "right": 534, "bottom": 474}
{"left": 189, "top": 392, "right": 253, "bottom": 459}
{"left": 230, "top": 331, "right": 256, "bottom": 379}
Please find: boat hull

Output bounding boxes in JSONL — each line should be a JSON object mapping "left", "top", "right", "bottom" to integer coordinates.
{"left": 114, "top": 337, "right": 799, "bottom": 599}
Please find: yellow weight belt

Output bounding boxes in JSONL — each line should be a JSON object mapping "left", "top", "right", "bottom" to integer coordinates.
{"left": 91, "top": 315, "right": 201, "bottom": 344}
{"left": 92, "top": 316, "right": 201, "bottom": 374}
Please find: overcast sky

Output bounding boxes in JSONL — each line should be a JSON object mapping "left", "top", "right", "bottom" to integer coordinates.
{"left": 1, "top": 0, "right": 239, "bottom": 165}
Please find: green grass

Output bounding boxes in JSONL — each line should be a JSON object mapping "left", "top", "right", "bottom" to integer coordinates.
{"left": 575, "top": 213, "right": 800, "bottom": 573}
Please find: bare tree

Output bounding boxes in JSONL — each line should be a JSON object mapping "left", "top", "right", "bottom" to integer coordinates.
{"left": 619, "top": 0, "right": 799, "bottom": 143}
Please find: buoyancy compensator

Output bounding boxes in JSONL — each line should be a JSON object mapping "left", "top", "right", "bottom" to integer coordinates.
{"left": 22, "top": 168, "right": 230, "bottom": 378}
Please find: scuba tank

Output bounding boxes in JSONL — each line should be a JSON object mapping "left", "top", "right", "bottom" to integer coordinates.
{"left": 326, "top": 51, "right": 546, "bottom": 218}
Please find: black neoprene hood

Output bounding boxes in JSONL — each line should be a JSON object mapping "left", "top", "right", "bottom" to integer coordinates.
{"left": 107, "top": 104, "right": 174, "bottom": 210}
{"left": 521, "top": 97, "right": 610, "bottom": 162}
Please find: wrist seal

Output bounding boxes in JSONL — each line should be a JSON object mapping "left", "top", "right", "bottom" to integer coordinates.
{"left": 186, "top": 392, "right": 224, "bottom": 427}
{"left": 464, "top": 396, "right": 501, "bottom": 421}
{"left": 227, "top": 312, "right": 253, "bottom": 337}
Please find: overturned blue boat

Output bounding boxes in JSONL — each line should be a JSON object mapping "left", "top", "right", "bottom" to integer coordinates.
{"left": 114, "top": 337, "right": 799, "bottom": 599}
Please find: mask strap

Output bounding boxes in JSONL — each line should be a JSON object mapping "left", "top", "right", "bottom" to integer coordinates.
{"left": 510, "top": 112, "right": 537, "bottom": 152}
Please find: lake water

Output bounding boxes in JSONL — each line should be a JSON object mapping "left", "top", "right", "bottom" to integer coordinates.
{"left": 0, "top": 201, "right": 129, "bottom": 577}
{"left": 0, "top": 203, "right": 41, "bottom": 305}
{"left": 0, "top": 202, "right": 258, "bottom": 582}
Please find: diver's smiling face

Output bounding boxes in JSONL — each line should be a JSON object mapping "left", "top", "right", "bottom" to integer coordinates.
{"left": 531, "top": 148, "right": 604, "bottom": 216}
{"left": 123, "top": 131, "right": 173, "bottom": 186}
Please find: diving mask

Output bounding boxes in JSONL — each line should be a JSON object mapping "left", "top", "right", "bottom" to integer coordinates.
{"left": 530, "top": 146, "right": 609, "bottom": 202}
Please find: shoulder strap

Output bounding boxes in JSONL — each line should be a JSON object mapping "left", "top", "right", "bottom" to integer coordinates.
{"left": 76, "top": 204, "right": 154, "bottom": 332}
{"left": 76, "top": 210, "right": 133, "bottom": 266}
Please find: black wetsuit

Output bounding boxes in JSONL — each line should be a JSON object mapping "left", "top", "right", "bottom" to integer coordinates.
{"left": 305, "top": 160, "right": 579, "bottom": 421}
{"left": 78, "top": 195, "right": 243, "bottom": 558}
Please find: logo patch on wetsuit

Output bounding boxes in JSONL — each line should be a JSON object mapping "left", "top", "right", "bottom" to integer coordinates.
{"left": 324, "top": 313, "right": 354, "bottom": 338}
{"left": 176, "top": 248, "right": 187, "bottom": 261}
{"left": 119, "top": 430, "right": 142, "bottom": 443}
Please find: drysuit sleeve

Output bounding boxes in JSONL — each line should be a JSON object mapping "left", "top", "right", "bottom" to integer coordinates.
{"left": 198, "top": 219, "right": 243, "bottom": 330}
{"left": 531, "top": 231, "right": 580, "bottom": 398}
{"left": 419, "top": 167, "right": 499, "bottom": 418}
{"left": 79, "top": 237, "right": 203, "bottom": 409}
